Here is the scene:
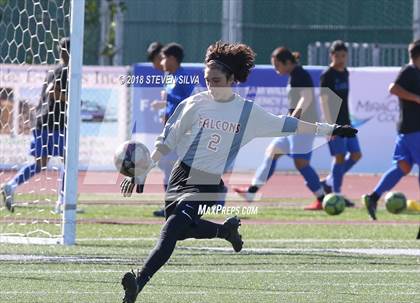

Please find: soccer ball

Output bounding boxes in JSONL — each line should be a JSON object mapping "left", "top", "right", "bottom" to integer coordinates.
{"left": 384, "top": 192, "right": 406, "bottom": 214}
{"left": 114, "top": 140, "right": 152, "bottom": 177}
{"left": 322, "top": 193, "right": 345, "bottom": 216}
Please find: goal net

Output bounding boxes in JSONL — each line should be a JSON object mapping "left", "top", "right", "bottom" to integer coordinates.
{"left": 0, "top": 0, "right": 84, "bottom": 245}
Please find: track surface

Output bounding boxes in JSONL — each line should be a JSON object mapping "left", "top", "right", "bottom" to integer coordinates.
{"left": 1, "top": 170, "right": 419, "bottom": 199}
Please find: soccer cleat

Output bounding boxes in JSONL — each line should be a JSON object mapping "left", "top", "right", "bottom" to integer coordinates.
{"left": 122, "top": 270, "right": 140, "bottom": 303}
{"left": 1, "top": 183, "right": 15, "bottom": 212}
{"left": 344, "top": 198, "right": 355, "bottom": 208}
{"left": 407, "top": 200, "right": 420, "bottom": 211}
{"left": 152, "top": 208, "right": 165, "bottom": 217}
{"left": 320, "top": 180, "right": 332, "bottom": 195}
{"left": 362, "top": 194, "right": 377, "bottom": 221}
{"left": 223, "top": 216, "right": 243, "bottom": 252}
{"left": 304, "top": 199, "right": 323, "bottom": 211}
{"left": 233, "top": 187, "right": 256, "bottom": 202}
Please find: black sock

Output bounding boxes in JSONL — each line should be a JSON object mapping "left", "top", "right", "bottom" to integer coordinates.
{"left": 248, "top": 185, "right": 259, "bottom": 193}
{"left": 217, "top": 223, "right": 229, "bottom": 239}
{"left": 370, "top": 192, "right": 380, "bottom": 203}
{"left": 317, "top": 195, "right": 324, "bottom": 202}
{"left": 177, "top": 219, "right": 227, "bottom": 240}
{"left": 136, "top": 274, "right": 150, "bottom": 293}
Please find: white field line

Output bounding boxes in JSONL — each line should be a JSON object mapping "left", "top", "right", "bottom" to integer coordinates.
{"left": 2, "top": 248, "right": 420, "bottom": 263}
{"left": 2, "top": 269, "right": 420, "bottom": 275}
{"left": 179, "top": 247, "right": 420, "bottom": 256}
{"left": 1, "top": 290, "right": 420, "bottom": 296}
{"left": 0, "top": 254, "right": 129, "bottom": 263}
{"left": 75, "top": 237, "right": 420, "bottom": 243}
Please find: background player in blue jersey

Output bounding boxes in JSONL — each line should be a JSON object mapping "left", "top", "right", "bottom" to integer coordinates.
{"left": 363, "top": 40, "right": 420, "bottom": 220}
{"left": 234, "top": 47, "right": 327, "bottom": 210}
{"left": 151, "top": 43, "right": 195, "bottom": 122}
{"left": 150, "top": 43, "right": 196, "bottom": 217}
{"left": 320, "top": 41, "right": 362, "bottom": 207}
{"left": 1, "top": 38, "right": 69, "bottom": 212}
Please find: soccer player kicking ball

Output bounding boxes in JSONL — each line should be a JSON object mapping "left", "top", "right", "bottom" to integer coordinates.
{"left": 363, "top": 40, "right": 420, "bottom": 220}
{"left": 234, "top": 47, "right": 327, "bottom": 210}
{"left": 320, "top": 41, "right": 362, "bottom": 207}
{"left": 1, "top": 37, "right": 70, "bottom": 213}
{"left": 119, "top": 41, "right": 357, "bottom": 303}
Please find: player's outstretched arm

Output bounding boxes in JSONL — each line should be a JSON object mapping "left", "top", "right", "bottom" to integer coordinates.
{"left": 248, "top": 103, "right": 357, "bottom": 139}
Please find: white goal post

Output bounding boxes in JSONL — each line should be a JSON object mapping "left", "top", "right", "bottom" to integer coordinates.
{"left": 62, "top": 0, "right": 85, "bottom": 245}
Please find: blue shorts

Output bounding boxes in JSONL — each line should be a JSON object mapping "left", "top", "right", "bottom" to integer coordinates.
{"left": 328, "top": 136, "right": 361, "bottom": 156}
{"left": 393, "top": 131, "right": 420, "bottom": 166}
{"left": 269, "top": 134, "right": 314, "bottom": 160}
{"left": 30, "top": 129, "right": 65, "bottom": 158}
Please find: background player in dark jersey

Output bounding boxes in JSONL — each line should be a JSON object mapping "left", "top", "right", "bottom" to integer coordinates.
{"left": 234, "top": 47, "right": 327, "bottom": 210}
{"left": 1, "top": 38, "right": 69, "bottom": 212}
{"left": 150, "top": 43, "right": 196, "bottom": 217}
{"left": 363, "top": 40, "right": 420, "bottom": 220}
{"left": 320, "top": 41, "right": 362, "bottom": 207}
{"left": 146, "top": 41, "right": 163, "bottom": 71}
{"left": 119, "top": 41, "right": 357, "bottom": 303}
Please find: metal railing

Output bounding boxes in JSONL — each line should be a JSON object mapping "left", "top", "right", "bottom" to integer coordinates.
{"left": 308, "top": 42, "right": 409, "bottom": 67}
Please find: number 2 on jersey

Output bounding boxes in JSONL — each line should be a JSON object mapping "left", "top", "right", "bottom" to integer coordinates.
{"left": 207, "top": 134, "right": 221, "bottom": 152}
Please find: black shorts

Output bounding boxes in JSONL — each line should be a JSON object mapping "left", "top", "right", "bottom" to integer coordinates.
{"left": 164, "top": 161, "right": 225, "bottom": 221}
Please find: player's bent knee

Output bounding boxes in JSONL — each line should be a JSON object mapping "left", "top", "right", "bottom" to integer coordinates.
{"left": 37, "top": 157, "right": 48, "bottom": 168}
{"left": 334, "top": 154, "right": 345, "bottom": 164}
{"left": 398, "top": 160, "right": 411, "bottom": 175}
{"left": 265, "top": 146, "right": 284, "bottom": 158}
{"left": 34, "top": 160, "right": 45, "bottom": 173}
{"left": 294, "top": 159, "right": 309, "bottom": 170}
{"left": 265, "top": 146, "right": 277, "bottom": 158}
{"left": 162, "top": 213, "right": 191, "bottom": 241}
{"left": 350, "top": 152, "right": 362, "bottom": 162}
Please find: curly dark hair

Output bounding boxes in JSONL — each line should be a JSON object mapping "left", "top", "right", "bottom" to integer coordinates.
{"left": 205, "top": 41, "right": 256, "bottom": 83}
{"left": 409, "top": 39, "right": 420, "bottom": 60}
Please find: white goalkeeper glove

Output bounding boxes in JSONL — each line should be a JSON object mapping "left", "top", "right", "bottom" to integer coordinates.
{"left": 315, "top": 122, "right": 336, "bottom": 136}
{"left": 120, "top": 160, "right": 157, "bottom": 197}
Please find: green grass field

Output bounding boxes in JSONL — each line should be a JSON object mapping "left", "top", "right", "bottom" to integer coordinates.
{"left": 1, "top": 195, "right": 420, "bottom": 303}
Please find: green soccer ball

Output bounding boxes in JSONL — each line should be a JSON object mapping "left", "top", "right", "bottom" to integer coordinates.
{"left": 322, "top": 193, "right": 345, "bottom": 216}
{"left": 384, "top": 192, "right": 407, "bottom": 214}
